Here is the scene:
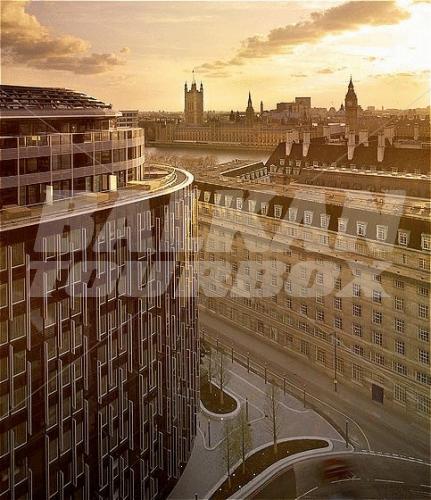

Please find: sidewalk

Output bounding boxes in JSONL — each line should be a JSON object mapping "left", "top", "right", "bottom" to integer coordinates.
{"left": 199, "top": 308, "right": 430, "bottom": 461}
{"left": 169, "top": 358, "right": 344, "bottom": 499}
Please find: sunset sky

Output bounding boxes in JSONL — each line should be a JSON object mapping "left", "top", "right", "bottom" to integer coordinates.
{"left": 2, "top": 0, "right": 430, "bottom": 111}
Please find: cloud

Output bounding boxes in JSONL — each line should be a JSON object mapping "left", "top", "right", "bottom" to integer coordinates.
{"left": 317, "top": 68, "right": 334, "bottom": 74}
{"left": 197, "top": 1, "right": 410, "bottom": 76}
{"left": 291, "top": 73, "right": 307, "bottom": 78}
{"left": 120, "top": 47, "right": 131, "bottom": 54}
{"left": 1, "top": 1, "right": 128, "bottom": 75}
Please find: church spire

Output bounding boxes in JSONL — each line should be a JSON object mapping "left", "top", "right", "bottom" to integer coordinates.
{"left": 248, "top": 91, "right": 252, "bottom": 107}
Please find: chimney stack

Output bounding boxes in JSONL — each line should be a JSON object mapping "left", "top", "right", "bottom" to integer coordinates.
{"left": 377, "top": 131, "right": 385, "bottom": 162}
{"left": 286, "top": 130, "right": 294, "bottom": 155}
{"left": 384, "top": 125, "right": 395, "bottom": 145}
{"left": 109, "top": 174, "right": 118, "bottom": 192}
{"left": 347, "top": 131, "right": 356, "bottom": 161}
{"left": 344, "top": 124, "right": 350, "bottom": 139}
{"left": 302, "top": 130, "right": 311, "bottom": 157}
{"left": 359, "top": 129, "right": 369, "bottom": 147}
{"left": 414, "top": 123, "right": 419, "bottom": 141}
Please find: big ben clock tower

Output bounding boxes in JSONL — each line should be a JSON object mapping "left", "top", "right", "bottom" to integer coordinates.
{"left": 345, "top": 76, "right": 358, "bottom": 130}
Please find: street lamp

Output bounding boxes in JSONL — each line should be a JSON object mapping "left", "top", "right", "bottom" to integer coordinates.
{"left": 331, "top": 333, "right": 339, "bottom": 392}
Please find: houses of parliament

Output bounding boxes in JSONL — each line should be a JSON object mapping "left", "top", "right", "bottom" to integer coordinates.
{"left": 148, "top": 77, "right": 428, "bottom": 149}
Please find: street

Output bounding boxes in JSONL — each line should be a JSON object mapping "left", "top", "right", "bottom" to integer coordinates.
{"left": 200, "top": 307, "right": 430, "bottom": 461}
{"left": 252, "top": 454, "right": 431, "bottom": 499}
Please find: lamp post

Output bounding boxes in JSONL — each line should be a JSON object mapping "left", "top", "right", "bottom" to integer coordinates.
{"left": 333, "top": 333, "right": 338, "bottom": 392}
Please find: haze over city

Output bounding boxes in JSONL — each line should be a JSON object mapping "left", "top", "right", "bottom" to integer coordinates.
{"left": 2, "top": 0, "right": 430, "bottom": 110}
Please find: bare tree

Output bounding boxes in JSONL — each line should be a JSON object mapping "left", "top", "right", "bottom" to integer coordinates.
{"left": 214, "top": 348, "right": 230, "bottom": 404}
{"left": 264, "top": 382, "right": 281, "bottom": 455}
{"left": 237, "top": 405, "right": 253, "bottom": 474}
{"left": 222, "top": 420, "right": 239, "bottom": 488}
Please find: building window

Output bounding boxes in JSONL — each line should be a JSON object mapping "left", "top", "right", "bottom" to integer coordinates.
{"left": 372, "top": 290, "right": 382, "bottom": 303}
{"left": 372, "top": 331, "right": 383, "bottom": 346}
{"left": 394, "top": 296, "right": 404, "bottom": 311}
{"left": 316, "top": 349, "right": 326, "bottom": 364}
{"left": 300, "top": 340, "right": 309, "bottom": 355}
{"left": 274, "top": 205, "right": 282, "bottom": 218}
{"left": 376, "top": 225, "right": 388, "bottom": 241}
{"left": 334, "top": 297, "right": 342, "bottom": 310}
{"left": 352, "top": 304, "right": 362, "bottom": 317}
{"left": 416, "top": 372, "right": 431, "bottom": 385}
{"left": 398, "top": 230, "right": 409, "bottom": 246}
{"left": 417, "top": 394, "right": 431, "bottom": 416}
{"left": 356, "top": 222, "right": 367, "bottom": 237}
{"left": 421, "top": 234, "right": 431, "bottom": 251}
{"left": 320, "top": 214, "right": 330, "bottom": 229}
{"left": 338, "top": 218, "right": 348, "bottom": 233}
{"left": 394, "top": 384, "right": 407, "bottom": 403}
{"left": 300, "top": 304, "right": 308, "bottom": 316}
{"left": 418, "top": 258, "right": 428, "bottom": 270}
{"left": 353, "top": 345, "right": 364, "bottom": 356}
{"left": 261, "top": 202, "right": 268, "bottom": 215}
{"left": 288, "top": 207, "right": 297, "bottom": 222}
{"left": 316, "top": 309, "right": 325, "bottom": 322}
{"left": 352, "top": 324, "right": 362, "bottom": 337}
{"left": 334, "top": 316, "right": 343, "bottom": 329}
{"left": 304, "top": 211, "right": 313, "bottom": 225}
{"left": 417, "top": 286, "right": 429, "bottom": 297}
{"left": 393, "top": 362, "right": 407, "bottom": 376}
{"left": 353, "top": 283, "right": 361, "bottom": 297}
{"left": 316, "top": 272, "right": 324, "bottom": 285}
{"left": 334, "top": 278, "right": 342, "bottom": 291}
{"left": 394, "top": 318, "right": 405, "bottom": 334}
{"left": 374, "top": 353, "right": 385, "bottom": 366}
{"left": 418, "top": 304, "right": 429, "bottom": 319}
{"left": 418, "top": 327, "right": 429, "bottom": 342}
{"left": 395, "top": 340, "right": 405, "bottom": 355}
{"left": 372, "top": 310, "right": 383, "bottom": 324}
{"left": 236, "top": 198, "right": 243, "bottom": 210}
{"left": 352, "top": 364, "right": 363, "bottom": 382}
{"left": 373, "top": 273, "right": 382, "bottom": 283}
{"left": 419, "top": 349, "right": 430, "bottom": 365}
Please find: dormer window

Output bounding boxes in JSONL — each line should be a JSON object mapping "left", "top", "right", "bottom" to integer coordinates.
{"left": 204, "top": 191, "right": 210, "bottom": 202}
{"left": 421, "top": 234, "right": 431, "bottom": 251}
{"left": 357, "top": 221, "right": 367, "bottom": 237}
{"left": 248, "top": 199, "right": 256, "bottom": 212}
{"left": 225, "top": 195, "right": 232, "bottom": 207}
{"left": 304, "top": 211, "right": 313, "bottom": 225}
{"left": 236, "top": 198, "right": 243, "bottom": 209}
{"left": 288, "top": 207, "right": 297, "bottom": 222}
{"left": 261, "top": 202, "right": 268, "bottom": 215}
{"left": 274, "top": 205, "right": 282, "bottom": 218}
{"left": 214, "top": 193, "right": 222, "bottom": 205}
{"left": 320, "top": 214, "right": 330, "bottom": 229}
{"left": 338, "top": 218, "right": 348, "bottom": 233}
{"left": 376, "top": 225, "right": 388, "bottom": 241}
{"left": 398, "top": 230, "right": 409, "bottom": 246}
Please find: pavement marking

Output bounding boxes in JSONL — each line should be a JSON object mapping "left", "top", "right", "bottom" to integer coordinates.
{"left": 375, "top": 478, "right": 404, "bottom": 484}
{"left": 295, "top": 486, "right": 318, "bottom": 499}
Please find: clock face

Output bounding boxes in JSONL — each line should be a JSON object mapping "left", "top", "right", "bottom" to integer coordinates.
{"left": 346, "top": 100, "right": 352, "bottom": 106}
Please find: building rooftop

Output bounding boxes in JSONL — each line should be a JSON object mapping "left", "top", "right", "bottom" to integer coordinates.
{"left": 0, "top": 165, "right": 193, "bottom": 231}
{"left": 0, "top": 85, "right": 117, "bottom": 119}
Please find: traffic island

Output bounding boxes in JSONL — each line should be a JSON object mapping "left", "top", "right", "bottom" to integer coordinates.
{"left": 200, "top": 380, "right": 239, "bottom": 416}
{"left": 210, "top": 438, "right": 329, "bottom": 500}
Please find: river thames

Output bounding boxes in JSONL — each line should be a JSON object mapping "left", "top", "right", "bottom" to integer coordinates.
{"left": 146, "top": 145, "right": 269, "bottom": 164}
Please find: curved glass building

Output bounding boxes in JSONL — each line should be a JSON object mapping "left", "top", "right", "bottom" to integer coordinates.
{"left": 0, "top": 86, "right": 199, "bottom": 499}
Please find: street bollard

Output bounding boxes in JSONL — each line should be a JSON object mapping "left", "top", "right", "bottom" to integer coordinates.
{"left": 208, "top": 419, "right": 211, "bottom": 447}
{"left": 247, "top": 354, "right": 250, "bottom": 373}
{"left": 264, "top": 365, "right": 267, "bottom": 384}
{"left": 231, "top": 346, "right": 234, "bottom": 363}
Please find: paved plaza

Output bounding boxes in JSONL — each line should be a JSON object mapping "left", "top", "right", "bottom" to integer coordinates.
{"left": 169, "top": 357, "right": 345, "bottom": 499}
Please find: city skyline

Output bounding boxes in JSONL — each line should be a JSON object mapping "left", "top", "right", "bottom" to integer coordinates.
{"left": 2, "top": 0, "right": 430, "bottom": 111}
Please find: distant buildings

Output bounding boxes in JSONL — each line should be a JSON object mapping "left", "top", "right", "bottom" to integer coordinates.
{"left": 0, "top": 85, "right": 199, "bottom": 498}
{"left": 117, "top": 109, "right": 139, "bottom": 128}
{"left": 190, "top": 130, "right": 430, "bottom": 423}
{"left": 184, "top": 75, "right": 204, "bottom": 125}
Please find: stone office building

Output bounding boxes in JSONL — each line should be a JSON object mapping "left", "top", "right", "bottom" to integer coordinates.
{"left": 0, "top": 86, "right": 199, "bottom": 499}
{"left": 193, "top": 132, "right": 430, "bottom": 422}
